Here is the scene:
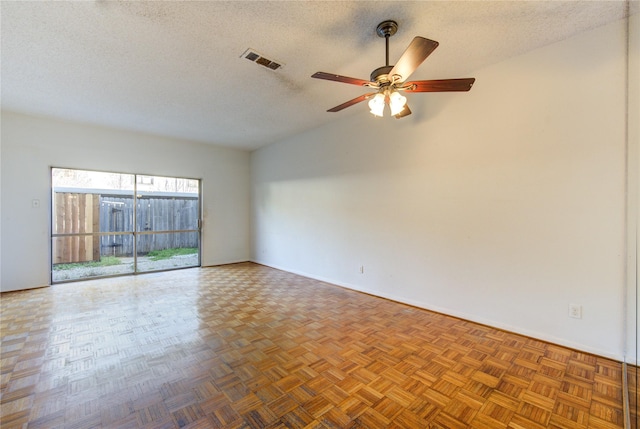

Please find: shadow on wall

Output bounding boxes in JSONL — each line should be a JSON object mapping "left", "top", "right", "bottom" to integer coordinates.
{"left": 254, "top": 89, "right": 474, "bottom": 184}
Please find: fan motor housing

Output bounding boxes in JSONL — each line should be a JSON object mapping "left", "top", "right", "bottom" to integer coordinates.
{"left": 370, "top": 65, "right": 394, "bottom": 83}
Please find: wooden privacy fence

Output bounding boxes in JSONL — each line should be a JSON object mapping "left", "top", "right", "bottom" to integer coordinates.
{"left": 53, "top": 191, "right": 199, "bottom": 264}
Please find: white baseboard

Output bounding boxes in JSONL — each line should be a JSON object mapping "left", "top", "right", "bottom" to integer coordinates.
{"left": 202, "top": 258, "right": 250, "bottom": 267}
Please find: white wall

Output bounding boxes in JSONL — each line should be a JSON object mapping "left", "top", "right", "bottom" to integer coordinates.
{"left": 1, "top": 111, "right": 251, "bottom": 292}
{"left": 627, "top": 12, "right": 640, "bottom": 366}
{"left": 0, "top": 114, "right": 3, "bottom": 291}
{"left": 252, "top": 19, "right": 629, "bottom": 359}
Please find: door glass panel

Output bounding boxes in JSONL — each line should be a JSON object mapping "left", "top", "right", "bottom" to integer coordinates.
{"left": 52, "top": 169, "right": 134, "bottom": 233}
{"left": 136, "top": 232, "right": 200, "bottom": 272}
{"left": 52, "top": 235, "right": 135, "bottom": 282}
{"left": 136, "top": 192, "right": 199, "bottom": 232}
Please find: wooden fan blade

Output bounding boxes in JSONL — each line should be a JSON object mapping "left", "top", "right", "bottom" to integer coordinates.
{"left": 327, "top": 93, "right": 375, "bottom": 112}
{"left": 388, "top": 37, "right": 439, "bottom": 82}
{"left": 405, "top": 78, "right": 475, "bottom": 92}
{"left": 394, "top": 104, "right": 412, "bottom": 119}
{"left": 312, "top": 72, "right": 371, "bottom": 86}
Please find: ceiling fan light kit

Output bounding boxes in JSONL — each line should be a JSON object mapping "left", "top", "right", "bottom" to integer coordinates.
{"left": 388, "top": 91, "right": 407, "bottom": 116}
{"left": 312, "top": 20, "right": 475, "bottom": 119}
{"left": 368, "top": 93, "right": 386, "bottom": 117}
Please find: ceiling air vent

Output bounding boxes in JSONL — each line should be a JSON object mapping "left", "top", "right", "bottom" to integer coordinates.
{"left": 241, "top": 48, "right": 283, "bottom": 71}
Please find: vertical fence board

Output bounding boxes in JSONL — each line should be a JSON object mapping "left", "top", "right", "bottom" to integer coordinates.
{"left": 92, "top": 195, "right": 100, "bottom": 261}
{"left": 54, "top": 193, "right": 64, "bottom": 264}
{"left": 78, "top": 194, "right": 86, "bottom": 260}
{"left": 63, "top": 194, "right": 72, "bottom": 263}
{"left": 72, "top": 194, "right": 79, "bottom": 262}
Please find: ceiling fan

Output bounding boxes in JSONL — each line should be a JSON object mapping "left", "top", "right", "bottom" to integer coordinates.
{"left": 312, "top": 20, "right": 475, "bottom": 118}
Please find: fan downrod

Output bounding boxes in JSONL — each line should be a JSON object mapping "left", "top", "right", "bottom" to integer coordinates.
{"left": 372, "top": 20, "right": 398, "bottom": 83}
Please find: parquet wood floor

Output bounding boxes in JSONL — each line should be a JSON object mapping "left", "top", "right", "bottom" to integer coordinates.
{"left": 629, "top": 365, "right": 638, "bottom": 429}
{"left": 0, "top": 263, "right": 624, "bottom": 428}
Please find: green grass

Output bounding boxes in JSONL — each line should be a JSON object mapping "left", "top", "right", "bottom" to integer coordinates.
{"left": 53, "top": 256, "right": 122, "bottom": 271}
{"left": 146, "top": 247, "right": 198, "bottom": 261}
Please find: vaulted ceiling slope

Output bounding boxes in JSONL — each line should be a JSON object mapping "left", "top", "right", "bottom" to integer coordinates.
{"left": 0, "top": 1, "right": 634, "bottom": 150}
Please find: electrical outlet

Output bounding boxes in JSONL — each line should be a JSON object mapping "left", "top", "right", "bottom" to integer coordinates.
{"left": 568, "top": 304, "right": 582, "bottom": 319}
{"left": 359, "top": 266, "right": 364, "bottom": 274}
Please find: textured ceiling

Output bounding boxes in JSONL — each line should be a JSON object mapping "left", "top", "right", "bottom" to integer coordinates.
{"left": 0, "top": 1, "right": 634, "bottom": 150}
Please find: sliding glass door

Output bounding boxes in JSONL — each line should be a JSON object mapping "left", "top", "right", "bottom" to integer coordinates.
{"left": 51, "top": 168, "right": 200, "bottom": 283}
